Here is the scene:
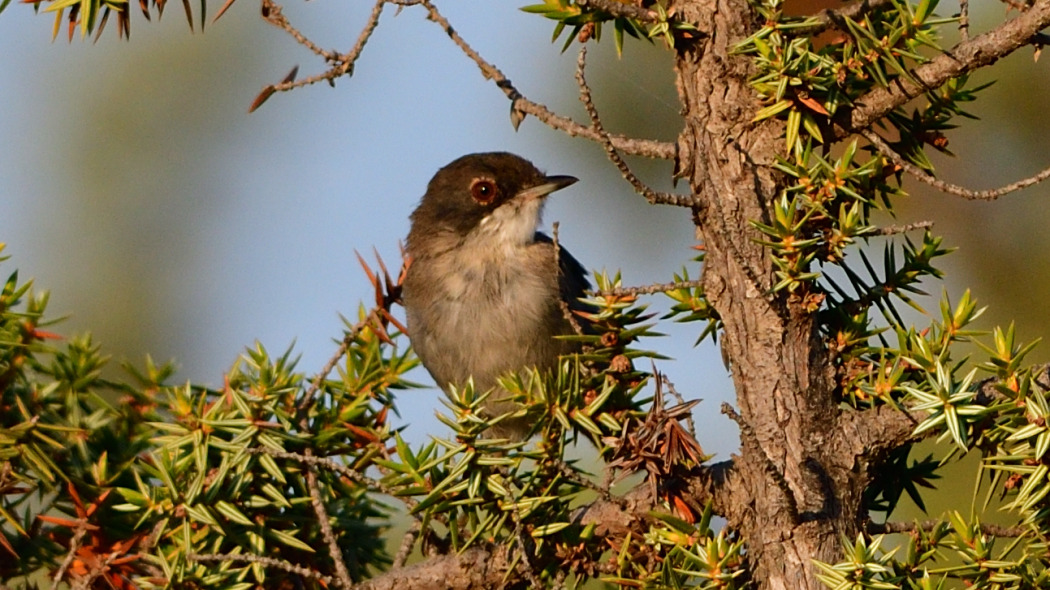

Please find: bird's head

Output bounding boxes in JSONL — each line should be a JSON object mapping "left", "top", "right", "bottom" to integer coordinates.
{"left": 409, "top": 152, "right": 577, "bottom": 250}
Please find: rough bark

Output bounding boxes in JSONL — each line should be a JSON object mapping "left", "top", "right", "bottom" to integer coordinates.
{"left": 673, "top": 0, "right": 862, "bottom": 586}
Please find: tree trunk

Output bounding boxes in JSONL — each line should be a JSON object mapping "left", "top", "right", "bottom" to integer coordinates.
{"left": 673, "top": 1, "right": 864, "bottom": 587}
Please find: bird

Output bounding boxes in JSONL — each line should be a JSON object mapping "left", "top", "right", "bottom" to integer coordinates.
{"left": 402, "top": 152, "right": 591, "bottom": 440}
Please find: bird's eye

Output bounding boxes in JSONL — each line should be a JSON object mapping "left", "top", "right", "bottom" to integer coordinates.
{"left": 469, "top": 178, "right": 499, "bottom": 205}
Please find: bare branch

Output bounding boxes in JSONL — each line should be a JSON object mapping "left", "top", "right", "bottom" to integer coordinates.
{"left": 959, "top": 0, "right": 971, "bottom": 41}
{"left": 863, "top": 129, "right": 1050, "bottom": 200}
{"left": 49, "top": 520, "right": 89, "bottom": 590}
{"left": 341, "top": 0, "right": 387, "bottom": 76}
{"left": 574, "top": 47, "right": 694, "bottom": 206}
{"left": 410, "top": 0, "right": 675, "bottom": 160}
{"left": 189, "top": 553, "right": 334, "bottom": 584}
{"left": 659, "top": 373, "right": 697, "bottom": 438}
{"left": 839, "top": 0, "right": 1050, "bottom": 139}
{"left": 353, "top": 545, "right": 515, "bottom": 590}
{"left": 298, "top": 338, "right": 352, "bottom": 414}
{"left": 261, "top": 0, "right": 337, "bottom": 62}
{"left": 873, "top": 221, "right": 933, "bottom": 235}
{"left": 294, "top": 324, "right": 377, "bottom": 590}
{"left": 251, "top": 0, "right": 386, "bottom": 112}
{"left": 392, "top": 522, "right": 421, "bottom": 569}
{"left": 600, "top": 278, "right": 704, "bottom": 297}
{"left": 867, "top": 520, "right": 1029, "bottom": 537}
{"left": 305, "top": 466, "right": 353, "bottom": 589}
{"left": 835, "top": 404, "right": 919, "bottom": 463}
{"left": 552, "top": 222, "right": 588, "bottom": 338}
{"left": 246, "top": 447, "right": 417, "bottom": 509}
{"left": 250, "top": 0, "right": 676, "bottom": 157}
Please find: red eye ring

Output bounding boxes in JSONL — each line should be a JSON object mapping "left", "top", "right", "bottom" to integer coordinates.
{"left": 469, "top": 178, "right": 499, "bottom": 204}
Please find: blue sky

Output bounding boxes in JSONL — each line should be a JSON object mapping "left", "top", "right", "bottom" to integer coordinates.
{"left": 0, "top": 1, "right": 737, "bottom": 451}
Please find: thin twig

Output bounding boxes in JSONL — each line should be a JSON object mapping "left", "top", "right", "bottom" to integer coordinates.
{"left": 574, "top": 47, "right": 694, "bottom": 207}
{"left": 867, "top": 520, "right": 1028, "bottom": 537}
{"left": 959, "top": 0, "right": 970, "bottom": 41}
{"left": 872, "top": 221, "right": 933, "bottom": 235}
{"left": 392, "top": 521, "right": 421, "bottom": 569}
{"left": 412, "top": 0, "right": 674, "bottom": 160}
{"left": 189, "top": 552, "right": 334, "bottom": 584}
{"left": 252, "top": 0, "right": 386, "bottom": 110}
{"left": 863, "top": 129, "right": 1050, "bottom": 200}
{"left": 552, "top": 222, "right": 587, "bottom": 337}
{"left": 340, "top": 0, "right": 386, "bottom": 75}
{"left": 601, "top": 278, "right": 704, "bottom": 297}
{"left": 261, "top": 0, "right": 338, "bottom": 61}
{"left": 71, "top": 551, "right": 121, "bottom": 590}
{"left": 50, "top": 520, "right": 89, "bottom": 590}
{"left": 255, "top": 0, "right": 676, "bottom": 158}
{"left": 294, "top": 329, "right": 368, "bottom": 590}
{"left": 246, "top": 447, "right": 417, "bottom": 510}
{"left": 659, "top": 373, "right": 696, "bottom": 439}
{"left": 305, "top": 467, "right": 354, "bottom": 589}
{"left": 554, "top": 459, "right": 626, "bottom": 509}
{"left": 298, "top": 317, "right": 372, "bottom": 413}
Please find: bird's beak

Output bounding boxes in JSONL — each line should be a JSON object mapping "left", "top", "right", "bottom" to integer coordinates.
{"left": 515, "top": 175, "right": 578, "bottom": 202}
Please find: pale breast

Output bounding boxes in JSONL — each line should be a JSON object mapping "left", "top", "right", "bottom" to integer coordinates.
{"left": 403, "top": 237, "right": 569, "bottom": 393}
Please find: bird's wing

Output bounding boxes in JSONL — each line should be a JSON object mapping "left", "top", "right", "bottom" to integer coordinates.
{"left": 534, "top": 232, "right": 596, "bottom": 331}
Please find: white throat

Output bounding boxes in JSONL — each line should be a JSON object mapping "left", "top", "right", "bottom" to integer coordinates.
{"left": 474, "top": 198, "right": 544, "bottom": 250}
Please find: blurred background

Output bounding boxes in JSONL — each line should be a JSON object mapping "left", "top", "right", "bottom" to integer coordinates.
{"left": 0, "top": 0, "right": 1048, "bottom": 515}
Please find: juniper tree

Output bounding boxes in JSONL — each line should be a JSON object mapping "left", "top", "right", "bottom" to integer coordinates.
{"left": 3, "top": 1, "right": 1050, "bottom": 589}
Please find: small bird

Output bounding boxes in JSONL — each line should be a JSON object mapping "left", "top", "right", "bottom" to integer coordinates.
{"left": 402, "top": 152, "right": 590, "bottom": 440}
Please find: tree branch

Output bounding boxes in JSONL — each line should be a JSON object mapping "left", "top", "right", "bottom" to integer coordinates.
{"left": 189, "top": 553, "right": 333, "bottom": 584}
{"left": 411, "top": 0, "right": 676, "bottom": 160}
{"left": 835, "top": 404, "right": 919, "bottom": 463}
{"left": 575, "top": 47, "right": 695, "bottom": 206}
{"left": 599, "top": 278, "right": 705, "bottom": 297}
{"left": 49, "top": 519, "right": 89, "bottom": 590}
{"left": 873, "top": 221, "right": 933, "bottom": 235}
{"left": 863, "top": 129, "right": 1050, "bottom": 200}
{"left": 250, "top": 0, "right": 387, "bottom": 112}
{"left": 867, "top": 519, "right": 1028, "bottom": 537}
{"left": 838, "top": 0, "right": 1050, "bottom": 140}
{"left": 959, "top": 0, "right": 971, "bottom": 41}
{"left": 305, "top": 467, "right": 353, "bottom": 589}
{"left": 246, "top": 447, "right": 417, "bottom": 509}
{"left": 353, "top": 545, "right": 515, "bottom": 590}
